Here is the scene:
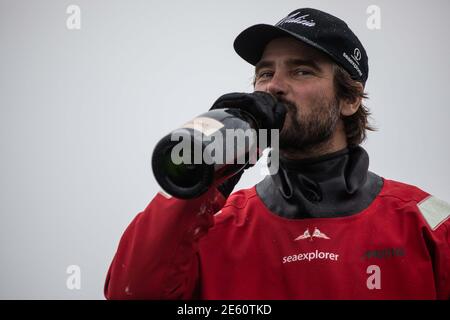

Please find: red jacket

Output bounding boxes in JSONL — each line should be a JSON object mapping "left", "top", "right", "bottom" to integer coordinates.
{"left": 104, "top": 178, "right": 450, "bottom": 299}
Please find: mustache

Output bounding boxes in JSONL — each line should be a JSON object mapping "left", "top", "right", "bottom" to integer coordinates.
{"left": 277, "top": 98, "right": 298, "bottom": 113}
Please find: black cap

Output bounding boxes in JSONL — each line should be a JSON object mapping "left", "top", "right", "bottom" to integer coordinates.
{"left": 234, "top": 8, "right": 368, "bottom": 85}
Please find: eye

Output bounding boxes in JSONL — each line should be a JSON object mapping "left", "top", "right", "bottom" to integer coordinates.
{"left": 293, "top": 69, "right": 312, "bottom": 76}
{"left": 256, "top": 71, "right": 273, "bottom": 80}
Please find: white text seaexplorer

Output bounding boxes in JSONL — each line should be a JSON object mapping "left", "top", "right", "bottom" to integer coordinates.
{"left": 283, "top": 250, "right": 339, "bottom": 264}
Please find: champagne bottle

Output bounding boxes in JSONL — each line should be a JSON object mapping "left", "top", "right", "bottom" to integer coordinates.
{"left": 151, "top": 108, "right": 259, "bottom": 199}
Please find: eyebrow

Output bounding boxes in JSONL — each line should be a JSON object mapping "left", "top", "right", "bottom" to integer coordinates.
{"left": 255, "top": 58, "right": 322, "bottom": 74}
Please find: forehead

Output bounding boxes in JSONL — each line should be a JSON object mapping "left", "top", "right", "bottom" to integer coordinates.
{"left": 259, "top": 37, "right": 331, "bottom": 64}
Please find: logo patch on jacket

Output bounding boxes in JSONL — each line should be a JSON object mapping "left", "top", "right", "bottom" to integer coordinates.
{"left": 294, "top": 227, "right": 330, "bottom": 241}
{"left": 417, "top": 196, "right": 450, "bottom": 230}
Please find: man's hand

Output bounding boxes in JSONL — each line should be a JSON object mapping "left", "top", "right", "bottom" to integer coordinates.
{"left": 209, "top": 91, "right": 287, "bottom": 130}
{"left": 216, "top": 169, "right": 245, "bottom": 199}
{"left": 209, "top": 92, "right": 287, "bottom": 198}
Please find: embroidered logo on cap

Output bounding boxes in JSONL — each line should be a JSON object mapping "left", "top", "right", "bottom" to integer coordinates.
{"left": 352, "top": 48, "right": 362, "bottom": 63}
{"left": 276, "top": 12, "right": 316, "bottom": 27}
{"left": 343, "top": 51, "right": 363, "bottom": 77}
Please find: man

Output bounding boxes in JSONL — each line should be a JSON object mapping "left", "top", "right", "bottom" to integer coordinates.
{"left": 104, "top": 8, "right": 450, "bottom": 299}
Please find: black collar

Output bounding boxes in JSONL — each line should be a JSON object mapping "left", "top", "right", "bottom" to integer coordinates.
{"left": 256, "top": 146, "right": 384, "bottom": 219}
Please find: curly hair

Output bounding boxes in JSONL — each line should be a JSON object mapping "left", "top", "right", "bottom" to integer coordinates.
{"left": 333, "top": 64, "right": 376, "bottom": 146}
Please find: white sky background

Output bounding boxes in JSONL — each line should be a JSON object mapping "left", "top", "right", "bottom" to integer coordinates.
{"left": 0, "top": 0, "right": 449, "bottom": 299}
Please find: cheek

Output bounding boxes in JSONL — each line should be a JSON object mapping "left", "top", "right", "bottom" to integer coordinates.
{"left": 254, "top": 82, "right": 265, "bottom": 92}
{"left": 291, "top": 84, "right": 315, "bottom": 103}
{"left": 292, "top": 81, "right": 335, "bottom": 109}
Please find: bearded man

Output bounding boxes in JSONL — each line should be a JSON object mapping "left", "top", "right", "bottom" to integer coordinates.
{"left": 104, "top": 8, "right": 450, "bottom": 300}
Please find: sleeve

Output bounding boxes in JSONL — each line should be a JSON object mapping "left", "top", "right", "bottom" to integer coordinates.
{"left": 104, "top": 187, "right": 226, "bottom": 300}
{"left": 417, "top": 195, "right": 450, "bottom": 299}
{"left": 430, "top": 220, "right": 450, "bottom": 299}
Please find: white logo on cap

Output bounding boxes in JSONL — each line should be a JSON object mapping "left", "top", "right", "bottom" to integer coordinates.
{"left": 350, "top": 48, "right": 362, "bottom": 67}
{"left": 343, "top": 52, "right": 363, "bottom": 77}
{"left": 276, "top": 12, "right": 316, "bottom": 27}
{"left": 353, "top": 48, "right": 362, "bottom": 61}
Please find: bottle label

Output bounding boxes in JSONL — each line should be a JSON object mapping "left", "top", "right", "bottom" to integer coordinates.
{"left": 180, "top": 117, "right": 224, "bottom": 136}
{"left": 158, "top": 189, "right": 173, "bottom": 199}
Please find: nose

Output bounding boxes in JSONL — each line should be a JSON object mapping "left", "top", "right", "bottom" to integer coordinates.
{"left": 264, "top": 73, "right": 287, "bottom": 98}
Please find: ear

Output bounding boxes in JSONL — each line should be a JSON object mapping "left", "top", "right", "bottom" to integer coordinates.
{"left": 340, "top": 82, "right": 364, "bottom": 116}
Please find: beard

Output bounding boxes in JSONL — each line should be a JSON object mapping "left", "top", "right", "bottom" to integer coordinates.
{"left": 279, "top": 95, "right": 341, "bottom": 154}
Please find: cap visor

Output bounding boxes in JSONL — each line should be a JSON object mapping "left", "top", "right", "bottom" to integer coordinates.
{"left": 233, "top": 23, "right": 335, "bottom": 69}
{"left": 233, "top": 24, "right": 294, "bottom": 66}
